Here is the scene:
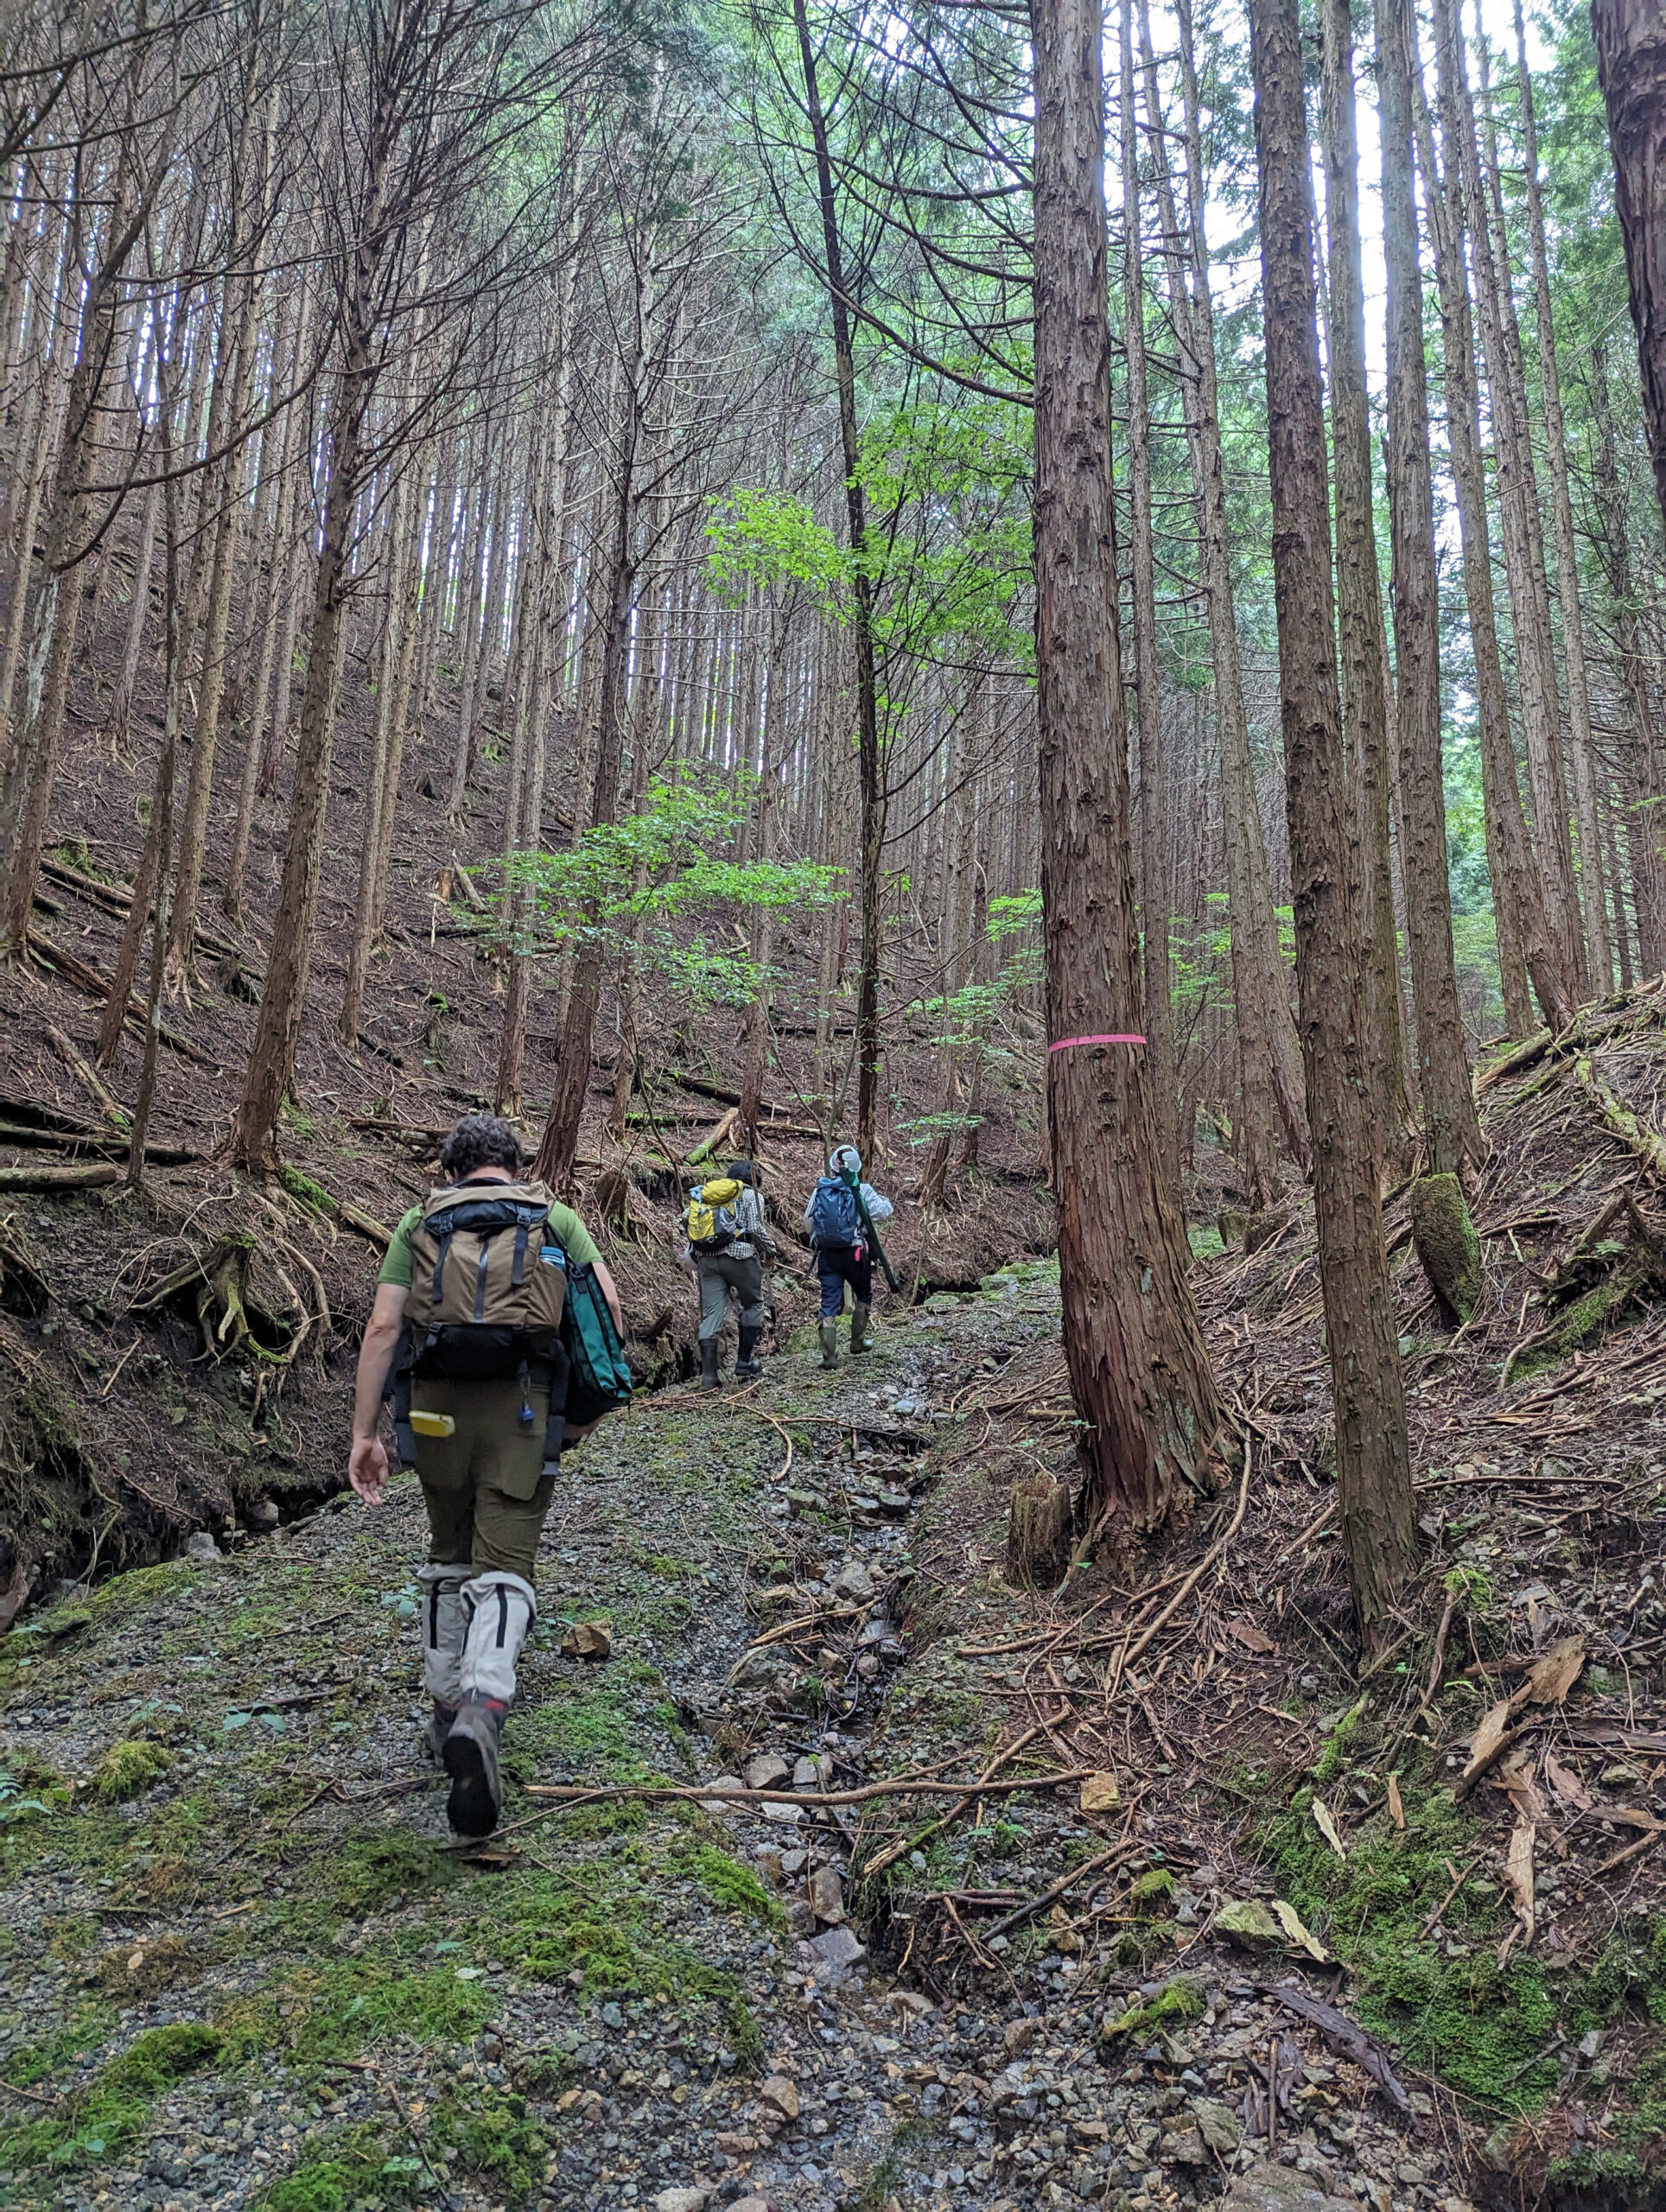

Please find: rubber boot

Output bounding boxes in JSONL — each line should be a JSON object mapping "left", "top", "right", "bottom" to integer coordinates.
{"left": 442, "top": 1697, "right": 505, "bottom": 1836}
{"left": 699, "top": 1338, "right": 722, "bottom": 1392}
{"left": 445, "top": 1571, "right": 535, "bottom": 1837}
{"left": 735, "top": 1325, "right": 763, "bottom": 1380}
{"left": 416, "top": 1565, "right": 466, "bottom": 1759}
{"left": 817, "top": 1319, "right": 839, "bottom": 1370}
{"left": 850, "top": 1301, "right": 873, "bottom": 1355}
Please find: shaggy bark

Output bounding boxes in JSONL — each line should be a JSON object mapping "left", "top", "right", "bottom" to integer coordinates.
{"left": 1250, "top": 0, "right": 1416, "bottom": 1644}
{"left": 1033, "top": 0, "right": 1223, "bottom": 1530}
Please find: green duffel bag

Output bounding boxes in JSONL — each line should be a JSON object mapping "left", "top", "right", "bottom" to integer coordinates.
{"left": 562, "top": 1261, "right": 634, "bottom": 1427}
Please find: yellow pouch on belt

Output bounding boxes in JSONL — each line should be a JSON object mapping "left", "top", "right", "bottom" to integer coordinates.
{"left": 409, "top": 1410, "right": 456, "bottom": 1439}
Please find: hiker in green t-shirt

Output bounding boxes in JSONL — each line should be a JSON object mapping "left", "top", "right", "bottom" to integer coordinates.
{"left": 347, "top": 1114, "right": 624, "bottom": 1835}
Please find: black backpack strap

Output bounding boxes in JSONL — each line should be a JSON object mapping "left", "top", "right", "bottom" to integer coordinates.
{"left": 385, "top": 1333, "right": 416, "bottom": 1468}
{"left": 429, "top": 1230, "right": 453, "bottom": 1306}
{"left": 511, "top": 1217, "right": 530, "bottom": 1287}
{"left": 472, "top": 1232, "right": 494, "bottom": 1320}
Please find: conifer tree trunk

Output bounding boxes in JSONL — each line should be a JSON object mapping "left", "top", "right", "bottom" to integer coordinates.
{"left": 1148, "top": 0, "right": 1308, "bottom": 1204}
{"left": 1118, "top": 0, "right": 1180, "bottom": 1196}
{"left": 1033, "top": 0, "right": 1222, "bottom": 1531}
{"left": 1379, "top": 0, "right": 1487, "bottom": 1173}
{"left": 1441, "top": 0, "right": 1582, "bottom": 994}
{"left": 792, "top": 0, "right": 885, "bottom": 1163}
{"left": 1412, "top": 49, "right": 1574, "bottom": 1032}
{"left": 1517, "top": 0, "right": 1610, "bottom": 988}
{"left": 1250, "top": 0, "right": 1415, "bottom": 1645}
{"left": 534, "top": 243, "right": 654, "bottom": 1189}
{"left": 1589, "top": 336, "right": 1666, "bottom": 969}
{"left": 1319, "top": 0, "right": 1421, "bottom": 1177}
{"left": 1593, "top": 0, "right": 1666, "bottom": 533}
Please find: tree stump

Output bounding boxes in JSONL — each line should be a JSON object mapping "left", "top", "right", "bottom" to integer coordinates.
{"left": 1410, "top": 1173, "right": 1483, "bottom": 1320}
{"left": 1006, "top": 1474, "right": 1073, "bottom": 1589}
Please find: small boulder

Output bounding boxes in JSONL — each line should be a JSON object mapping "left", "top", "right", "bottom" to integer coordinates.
{"left": 832, "top": 1557, "right": 877, "bottom": 1605}
{"left": 808, "top": 1924, "right": 865, "bottom": 1970}
{"left": 1192, "top": 2098, "right": 1243, "bottom": 2155}
{"left": 743, "top": 1752, "right": 791, "bottom": 1791}
{"left": 792, "top": 1753, "right": 828, "bottom": 1789}
{"left": 1219, "top": 2163, "right": 1358, "bottom": 2212}
{"left": 653, "top": 2190, "right": 711, "bottom": 2212}
{"left": 760, "top": 2074, "right": 800, "bottom": 2121}
{"left": 245, "top": 1500, "right": 279, "bottom": 1532}
{"left": 809, "top": 1866, "right": 845, "bottom": 1923}
{"left": 1216, "top": 1897, "right": 1282, "bottom": 1950}
{"left": 185, "top": 1530, "right": 221, "bottom": 1564}
{"left": 696, "top": 1775, "right": 747, "bottom": 1814}
{"left": 1003, "top": 2015, "right": 1040, "bottom": 2057}
{"left": 560, "top": 1620, "right": 611, "bottom": 1661}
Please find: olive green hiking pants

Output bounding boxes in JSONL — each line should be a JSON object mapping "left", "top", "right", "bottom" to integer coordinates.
{"left": 411, "top": 1378, "right": 556, "bottom": 1581}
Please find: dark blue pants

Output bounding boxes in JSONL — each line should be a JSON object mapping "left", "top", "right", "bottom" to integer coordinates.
{"left": 817, "top": 1245, "right": 873, "bottom": 1318}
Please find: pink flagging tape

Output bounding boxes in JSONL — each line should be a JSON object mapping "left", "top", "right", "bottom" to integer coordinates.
{"left": 1049, "top": 1033, "right": 1147, "bottom": 1052}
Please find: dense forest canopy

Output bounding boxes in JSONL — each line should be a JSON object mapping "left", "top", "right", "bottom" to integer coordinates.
{"left": 2, "top": 0, "right": 1665, "bottom": 1633}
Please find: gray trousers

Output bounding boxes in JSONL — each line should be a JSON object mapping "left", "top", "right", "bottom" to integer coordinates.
{"left": 697, "top": 1250, "right": 766, "bottom": 1340}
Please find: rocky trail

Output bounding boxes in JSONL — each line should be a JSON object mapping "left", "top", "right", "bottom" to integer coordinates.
{"left": 5, "top": 1011, "right": 1666, "bottom": 2212}
{"left": 3, "top": 1200, "right": 1662, "bottom": 2212}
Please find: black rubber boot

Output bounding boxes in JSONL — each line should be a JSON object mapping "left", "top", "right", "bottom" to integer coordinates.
{"left": 736, "top": 1325, "right": 763, "bottom": 1379}
{"left": 699, "top": 1338, "right": 722, "bottom": 1391}
{"left": 817, "top": 1320, "right": 839, "bottom": 1370}
{"left": 850, "top": 1301, "right": 873, "bottom": 1354}
{"left": 443, "top": 1696, "right": 505, "bottom": 1837}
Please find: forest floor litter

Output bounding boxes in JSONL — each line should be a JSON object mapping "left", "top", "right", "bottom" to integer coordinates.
{"left": 2, "top": 974, "right": 1665, "bottom": 2212}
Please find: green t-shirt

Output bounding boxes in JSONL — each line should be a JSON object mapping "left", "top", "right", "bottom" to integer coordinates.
{"left": 378, "top": 1185, "right": 601, "bottom": 1287}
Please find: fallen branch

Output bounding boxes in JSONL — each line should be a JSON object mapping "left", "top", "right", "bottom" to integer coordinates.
{"left": 523, "top": 1768, "right": 1090, "bottom": 1813}
{"left": 27, "top": 931, "right": 213, "bottom": 1065}
{"left": 0, "top": 1163, "right": 122, "bottom": 1192}
{"left": 978, "top": 1842, "right": 1133, "bottom": 1942}
{"left": 1574, "top": 1055, "right": 1666, "bottom": 1179}
{"left": 1476, "top": 1030, "right": 1552, "bottom": 1093}
{"left": 44, "top": 1024, "right": 127, "bottom": 1130}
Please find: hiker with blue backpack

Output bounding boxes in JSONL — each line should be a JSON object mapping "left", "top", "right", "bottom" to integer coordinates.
{"left": 347, "top": 1114, "right": 632, "bottom": 1838}
{"left": 684, "top": 1158, "right": 777, "bottom": 1392}
{"left": 804, "top": 1145, "right": 894, "bottom": 1369}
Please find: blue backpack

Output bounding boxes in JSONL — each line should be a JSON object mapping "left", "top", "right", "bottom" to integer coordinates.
{"left": 809, "top": 1176, "right": 862, "bottom": 1249}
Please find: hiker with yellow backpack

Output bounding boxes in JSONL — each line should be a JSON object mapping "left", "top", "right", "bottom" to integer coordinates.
{"left": 347, "top": 1115, "right": 632, "bottom": 1838}
{"left": 683, "top": 1157, "right": 777, "bottom": 1391}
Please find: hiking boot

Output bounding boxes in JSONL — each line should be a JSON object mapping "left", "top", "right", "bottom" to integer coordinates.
{"left": 817, "top": 1319, "right": 839, "bottom": 1370}
{"left": 735, "top": 1325, "right": 763, "bottom": 1380}
{"left": 699, "top": 1338, "right": 722, "bottom": 1391}
{"left": 421, "top": 1699, "right": 458, "bottom": 1763}
{"left": 850, "top": 1301, "right": 873, "bottom": 1355}
{"left": 443, "top": 1695, "right": 506, "bottom": 1837}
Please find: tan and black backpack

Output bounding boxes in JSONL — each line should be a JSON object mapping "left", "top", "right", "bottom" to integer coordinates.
{"left": 404, "top": 1179, "right": 569, "bottom": 1379}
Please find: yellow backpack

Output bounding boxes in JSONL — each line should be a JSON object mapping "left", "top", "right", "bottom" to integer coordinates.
{"left": 686, "top": 1176, "right": 745, "bottom": 1254}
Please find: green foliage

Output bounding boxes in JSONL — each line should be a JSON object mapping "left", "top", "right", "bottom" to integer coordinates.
{"left": 705, "top": 488, "right": 849, "bottom": 613}
{"left": 499, "top": 769, "right": 840, "bottom": 1007}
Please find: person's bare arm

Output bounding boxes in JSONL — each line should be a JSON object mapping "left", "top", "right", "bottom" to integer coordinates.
{"left": 592, "top": 1258, "right": 624, "bottom": 1336}
{"left": 348, "top": 1282, "right": 408, "bottom": 1503}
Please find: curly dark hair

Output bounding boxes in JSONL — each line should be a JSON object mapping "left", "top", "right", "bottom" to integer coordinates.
{"left": 439, "top": 1113, "right": 524, "bottom": 1181}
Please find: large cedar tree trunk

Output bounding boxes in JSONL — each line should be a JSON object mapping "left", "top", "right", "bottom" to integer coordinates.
{"left": 1033, "top": 0, "right": 1222, "bottom": 1531}
{"left": 1593, "top": 0, "right": 1666, "bottom": 533}
{"left": 1250, "top": 0, "right": 1416, "bottom": 1644}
